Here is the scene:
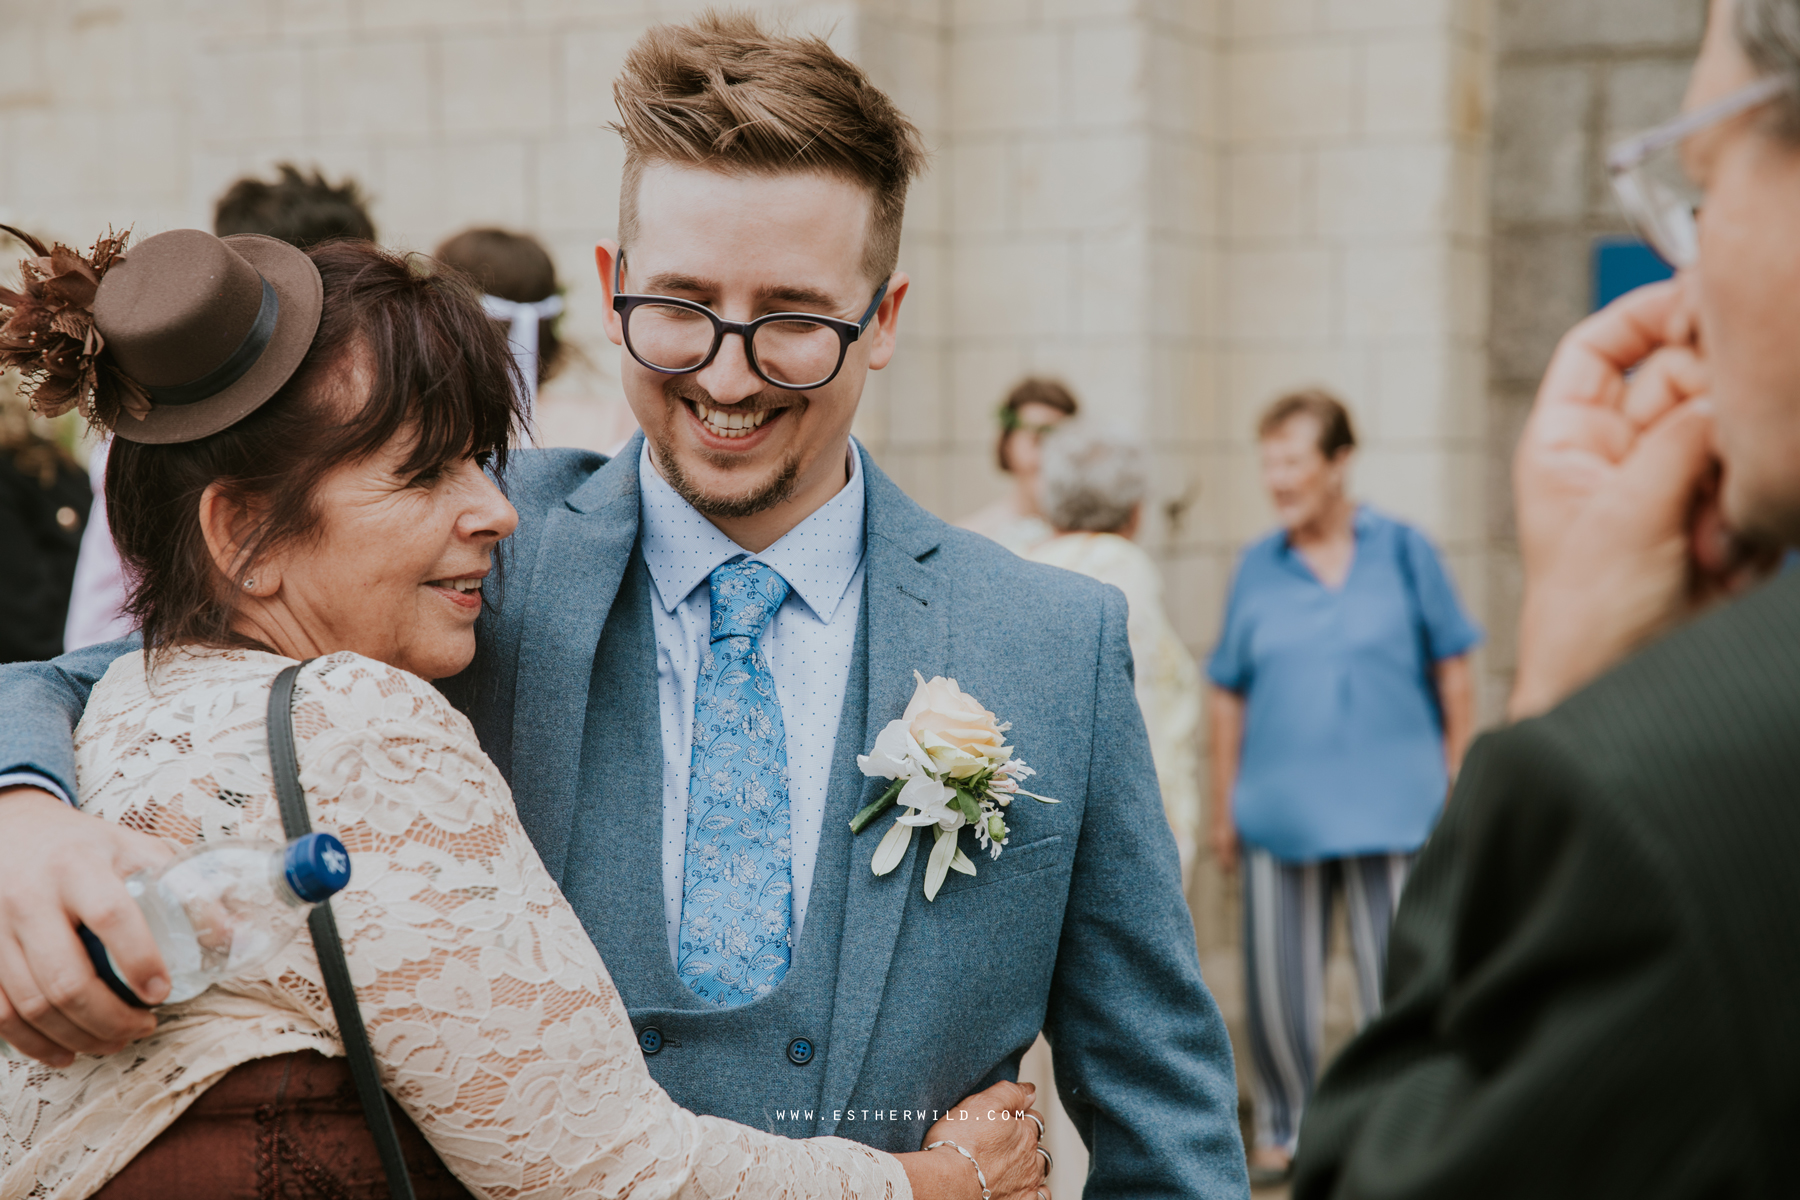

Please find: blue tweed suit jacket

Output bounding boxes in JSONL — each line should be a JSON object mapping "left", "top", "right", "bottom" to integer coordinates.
{"left": 0, "top": 438, "right": 1247, "bottom": 1199}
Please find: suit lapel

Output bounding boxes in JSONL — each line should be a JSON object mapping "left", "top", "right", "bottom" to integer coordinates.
{"left": 510, "top": 433, "right": 644, "bottom": 883}
{"left": 820, "top": 447, "right": 947, "bottom": 1130}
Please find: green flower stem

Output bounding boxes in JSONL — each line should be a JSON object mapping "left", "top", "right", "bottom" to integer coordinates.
{"left": 849, "top": 779, "right": 905, "bottom": 834}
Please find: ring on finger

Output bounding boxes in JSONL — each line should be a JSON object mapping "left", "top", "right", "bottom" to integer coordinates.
{"left": 1037, "top": 1190, "right": 1048, "bottom": 1200}
{"left": 1026, "top": 1112, "right": 1045, "bottom": 1141}
{"left": 1037, "top": 1146, "right": 1053, "bottom": 1177}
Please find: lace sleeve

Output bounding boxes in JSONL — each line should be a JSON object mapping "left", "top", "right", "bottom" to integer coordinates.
{"left": 287, "top": 655, "right": 909, "bottom": 1200}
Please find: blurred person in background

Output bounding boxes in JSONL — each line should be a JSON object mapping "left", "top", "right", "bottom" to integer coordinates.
{"left": 435, "top": 226, "right": 638, "bottom": 455}
{"left": 1207, "top": 388, "right": 1479, "bottom": 1186}
{"left": 0, "top": 383, "right": 89, "bottom": 664}
{"left": 1018, "top": 420, "right": 1205, "bottom": 1200}
{"left": 958, "top": 376, "right": 1078, "bottom": 554}
{"left": 435, "top": 227, "right": 566, "bottom": 421}
{"left": 1296, "top": 0, "right": 1800, "bottom": 1192}
{"left": 1027, "top": 421, "right": 1201, "bottom": 878}
{"left": 63, "top": 164, "right": 379, "bottom": 653}
{"left": 212, "top": 163, "right": 376, "bottom": 247}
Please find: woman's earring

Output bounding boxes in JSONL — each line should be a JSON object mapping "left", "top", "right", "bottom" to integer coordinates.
{"left": 243, "top": 578, "right": 256, "bottom": 590}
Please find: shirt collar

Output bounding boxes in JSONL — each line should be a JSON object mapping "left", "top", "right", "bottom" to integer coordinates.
{"left": 638, "top": 438, "right": 867, "bottom": 624}
{"left": 1279, "top": 503, "right": 1372, "bottom": 560}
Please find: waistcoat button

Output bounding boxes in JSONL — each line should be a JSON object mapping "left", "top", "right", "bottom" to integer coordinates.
{"left": 787, "top": 1037, "right": 814, "bottom": 1065}
{"left": 640, "top": 1027, "right": 664, "bottom": 1055}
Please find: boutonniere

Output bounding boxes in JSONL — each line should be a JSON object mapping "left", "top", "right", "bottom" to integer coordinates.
{"left": 849, "top": 672, "right": 1057, "bottom": 901}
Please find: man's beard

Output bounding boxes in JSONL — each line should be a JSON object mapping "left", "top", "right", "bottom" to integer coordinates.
{"left": 652, "top": 378, "right": 806, "bottom": 519}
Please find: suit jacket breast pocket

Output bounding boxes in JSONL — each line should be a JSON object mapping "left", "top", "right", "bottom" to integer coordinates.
{"left": 934, "top": 834, "right": 1065, "bottom": 899}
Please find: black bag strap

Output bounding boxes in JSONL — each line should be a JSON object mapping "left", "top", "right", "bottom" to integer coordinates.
{"left": 1391, "top": 526, "right": 1444, "bottom": 729}
{"left": 268, "top": 663, "right": 418, "bottom": 1200}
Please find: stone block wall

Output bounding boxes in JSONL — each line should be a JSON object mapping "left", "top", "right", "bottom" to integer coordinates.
{"left": 1481, "top": 0, "right": 1704, "bottom": 712}
{"left": 0, "top": 0, "right": 896, "bottom": 452}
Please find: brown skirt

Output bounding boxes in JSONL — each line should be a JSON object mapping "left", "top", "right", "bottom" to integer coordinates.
{"left": 92, "top": 1051, "right": 478, "bottom": 1200}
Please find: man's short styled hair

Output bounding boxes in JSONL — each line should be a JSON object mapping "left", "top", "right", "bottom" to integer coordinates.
{"left": 610, "top": 10, "right": 928, "bottom": 283}
{"left": 213, "top": 164, "right": 377, "bottom": 248}
{"left": 1258, "top": 387, "right": 1358, "bottom": 459}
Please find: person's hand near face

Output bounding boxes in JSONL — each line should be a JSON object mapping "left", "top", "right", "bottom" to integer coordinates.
{"left": 1509, "top": 0, "right": 1797, "bottom": 718}
{"left": 1509, "top": 283, "right": 1724, "bottom": 718}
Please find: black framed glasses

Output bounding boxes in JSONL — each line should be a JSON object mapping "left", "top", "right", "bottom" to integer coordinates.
{"left": 612, "top": 257, "right": 889, "bottom": 391}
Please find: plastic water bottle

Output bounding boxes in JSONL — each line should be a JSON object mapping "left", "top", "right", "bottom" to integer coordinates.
{"left": 0, "top": 833, "right": 350, "bottom": 1058}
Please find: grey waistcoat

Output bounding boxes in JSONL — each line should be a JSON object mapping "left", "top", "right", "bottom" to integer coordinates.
{"left": 558, "top": 549, "right": 870, "bottom": 1137}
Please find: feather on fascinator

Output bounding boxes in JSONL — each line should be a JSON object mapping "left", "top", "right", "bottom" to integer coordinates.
{"left": 0, "top": 225, "right": 152, "bottom": 424}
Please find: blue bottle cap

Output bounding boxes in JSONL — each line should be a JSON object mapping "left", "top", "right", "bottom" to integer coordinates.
{"left": 284, "top": 833, "right": 352, "bottom": 903}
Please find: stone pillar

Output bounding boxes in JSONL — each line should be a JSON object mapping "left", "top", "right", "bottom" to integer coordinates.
{"left": 893, "top": 0, "right": 1221, "bottom": 610}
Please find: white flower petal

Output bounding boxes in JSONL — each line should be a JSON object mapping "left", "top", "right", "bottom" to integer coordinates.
{"left": 857, "top": 718, "right": 922, "bottom": 779}
{"left": 898, "top": 773, "right": 955, "bottom": 817}
{"left": 870, "top": 819, "right": 915, "bottom": 876}
{"left": 923, "top": 826, "right": 959, "bottom": 901}
{"left": 902, "top": 670, "right": 932, "bottom": 720}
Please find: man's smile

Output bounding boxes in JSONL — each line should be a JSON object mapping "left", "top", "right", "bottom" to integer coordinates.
{"left": 678, "top": 393, "right": 804, "bottom": 455}
{"left": 689, "top": 399, "right": 778, "bottom": 439}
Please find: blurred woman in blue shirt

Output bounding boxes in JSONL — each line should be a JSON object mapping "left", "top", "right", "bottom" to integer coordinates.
{"left": 1206, "top": 389, "right": 1480, "bottom": 1185}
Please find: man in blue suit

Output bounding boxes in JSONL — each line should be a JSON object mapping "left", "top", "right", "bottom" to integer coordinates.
{"left": 0, "top": 13, "right": 1245, "bottom": 1196}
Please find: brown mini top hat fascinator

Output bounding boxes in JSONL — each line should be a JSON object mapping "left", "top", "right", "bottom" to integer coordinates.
{"left": 0, "top": 225, "right": 323, "bottom": 444}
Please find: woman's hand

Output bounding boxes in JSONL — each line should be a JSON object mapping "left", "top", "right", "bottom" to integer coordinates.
{"left": 899, "top": 1079, "right": 1049, "bottom": 1200}
{"left": 0, "top": 787, "right": 172, "bottom": 1065}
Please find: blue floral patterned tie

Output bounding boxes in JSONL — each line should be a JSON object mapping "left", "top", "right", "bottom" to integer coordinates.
{"left": 678, "top": 559, "right": 794, "bottom": 1007}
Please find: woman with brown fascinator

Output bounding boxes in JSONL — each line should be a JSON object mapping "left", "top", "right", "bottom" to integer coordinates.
{"left": 0, "top": 228, "right": 1045, "bottom": 1200}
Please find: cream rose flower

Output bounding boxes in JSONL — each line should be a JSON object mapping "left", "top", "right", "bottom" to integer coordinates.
{"left": 855, "top": 671, "right": 1054, "bottom": 900}
{"left": 901, "top": 672, "right": 1012, "bottom": 779}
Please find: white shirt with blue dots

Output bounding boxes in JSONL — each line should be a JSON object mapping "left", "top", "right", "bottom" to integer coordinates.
{"left": 638, "top": 439, "right": 867, "bottom": 967}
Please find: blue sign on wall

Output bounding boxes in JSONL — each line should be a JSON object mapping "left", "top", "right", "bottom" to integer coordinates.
{"left": 1592, "top": 236, "right": 1675, "bottom": 311}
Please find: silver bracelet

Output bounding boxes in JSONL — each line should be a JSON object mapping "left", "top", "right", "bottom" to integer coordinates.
{"left": 926, "top": 1139, "right": 992, "bottom": 1200}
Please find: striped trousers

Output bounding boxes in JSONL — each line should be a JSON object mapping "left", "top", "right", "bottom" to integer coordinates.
{"left": 1242, "top": 846, "right": 1414, "bottom": 1154}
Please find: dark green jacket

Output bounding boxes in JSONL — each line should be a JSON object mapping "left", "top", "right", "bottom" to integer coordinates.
{"left": 1295, "top": 570, "right": 1800, "bottom": 1199}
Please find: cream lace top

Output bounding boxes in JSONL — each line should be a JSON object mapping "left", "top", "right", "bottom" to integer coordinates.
{"left": 0, "top": 648, "right": 910, "bottom": 1200}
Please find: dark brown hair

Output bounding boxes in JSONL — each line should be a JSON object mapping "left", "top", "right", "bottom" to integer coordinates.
{"left": 1257, "top": 387, "right": 1357, "bottom": 459}
{"left": 213, "top": 164, "right": 377, "bottom": 248}
{"left": 435, "top": 227, "right": 565, "bottom": 385}
{"left": 996, "top": 377, "right": 1079, "bottom": 472}
{"left": 611, "top": 10, "right": 929, "bottom": 282}
{"left": 105, "top": 240, "right": 520, "bottom": 653}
